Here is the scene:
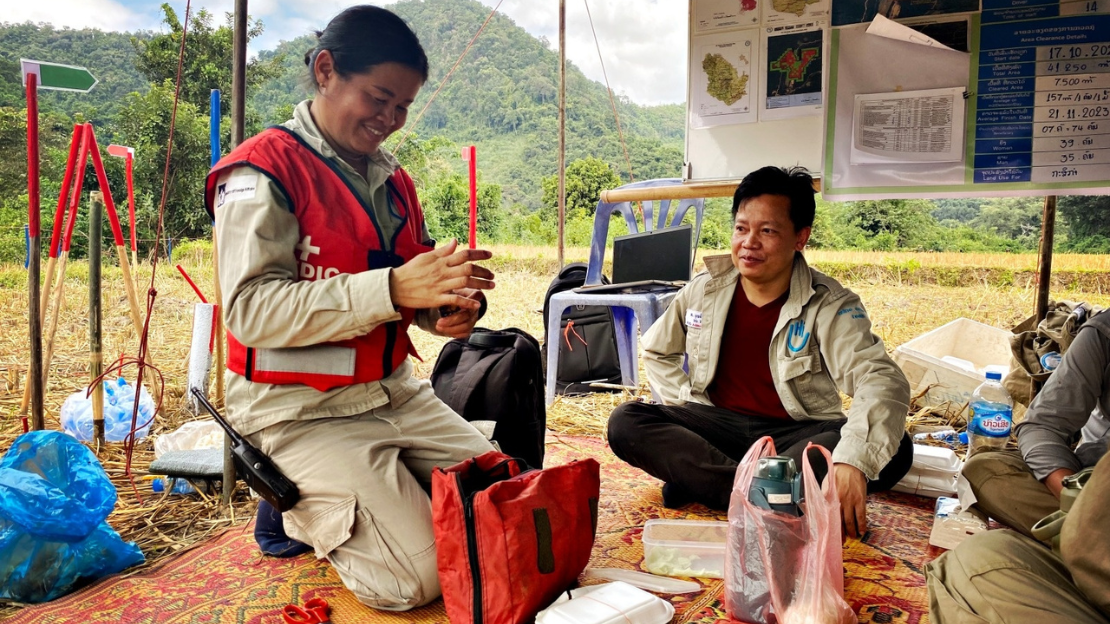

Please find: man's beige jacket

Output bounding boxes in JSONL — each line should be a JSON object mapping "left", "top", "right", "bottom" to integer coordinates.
{"left": 642, "top": 252, "right": 910, "bottom": 479}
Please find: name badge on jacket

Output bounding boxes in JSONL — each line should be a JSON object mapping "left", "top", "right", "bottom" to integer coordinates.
{"left": 685, "top": 309, "right": 703, "bottom": 329}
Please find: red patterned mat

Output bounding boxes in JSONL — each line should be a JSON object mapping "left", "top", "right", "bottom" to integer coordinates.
{"left": 5, "top": 434, "right": 939, "bottom": 624}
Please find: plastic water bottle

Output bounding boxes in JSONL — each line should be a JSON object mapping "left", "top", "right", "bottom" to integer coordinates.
{"left": 913, "top": 429, "right": 960, "bottom": 444}
{"left": 968, "top": 371, "right": 1013, "bottom": 454}
{"left": 151, "top": 478, "right": 195, "bottom": 495}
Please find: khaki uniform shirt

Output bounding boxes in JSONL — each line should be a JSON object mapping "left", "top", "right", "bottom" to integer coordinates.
{"left": 1060, "top": 447, "right": 1110, "bottom": 617}
{"left": 215, "top": 100, "right": 439, "bottom": 435}
{"left": 1017, "top": 310, "right": 1110, "bottom": 480}
{"left": 641, "top": 253, "right": 910, "bottom": 479}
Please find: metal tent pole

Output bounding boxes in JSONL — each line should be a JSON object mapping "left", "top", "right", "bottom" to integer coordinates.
{"left": 557, "top": 0, "right": 566, "bottom": 269}
{"left": 1035, "top": 195, "right": 1057, "bottom": 324}
{"left": 221, "top": 0, "right": 248, "bottom": 507}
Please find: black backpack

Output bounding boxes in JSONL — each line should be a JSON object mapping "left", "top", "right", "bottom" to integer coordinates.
{"left": 431, "top": 327, "right": 546, "bottom": 469}
{"left": 541, "top": 263, "right": 622, "bottom": 395}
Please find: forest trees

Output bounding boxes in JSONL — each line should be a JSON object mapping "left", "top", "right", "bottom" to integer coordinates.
{"left": 4, "top": 0, "right": 1110, "bottom": 261}
{"left": 132, "top": 4, "right": 283, "bottom": 114}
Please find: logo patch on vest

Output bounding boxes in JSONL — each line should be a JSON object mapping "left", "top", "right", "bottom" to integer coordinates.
{"left": 295, "top": 235, "right": 340, "bottom": 280}
{"left": 215, "top": 172, "right": 258, "bottom": 208}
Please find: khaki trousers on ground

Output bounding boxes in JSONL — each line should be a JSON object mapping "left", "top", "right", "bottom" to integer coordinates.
{"left": 927, "top": 530, "right": 1109, "bottom": 624}
{"left": 961, "top": 450, "right": 1059, "bottom": 538}
{"left": 248, "top": 380, "right": 494, "bottom": 611}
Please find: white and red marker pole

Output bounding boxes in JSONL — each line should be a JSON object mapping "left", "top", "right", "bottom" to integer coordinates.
{"left": 108, "top": 144, "right": 137, "bottom": 268}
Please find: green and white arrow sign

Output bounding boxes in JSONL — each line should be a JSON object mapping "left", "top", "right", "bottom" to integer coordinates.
{"left": 21, "top": 59, "right": 98, "bottom": 93}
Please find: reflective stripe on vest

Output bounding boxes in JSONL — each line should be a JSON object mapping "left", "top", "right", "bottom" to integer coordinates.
{"left": 205, "top": 127, "right": 431, "bottom": 391}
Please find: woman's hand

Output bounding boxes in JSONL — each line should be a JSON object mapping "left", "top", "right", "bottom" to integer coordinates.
{"left": 389, "top": 239, "right": 495, "bottom": 311}
{"left": 435, "top": 289, "right": 485, "bottom": 338}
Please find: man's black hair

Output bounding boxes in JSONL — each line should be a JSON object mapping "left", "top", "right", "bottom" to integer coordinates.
{"left": 731, "top": 166, "right": 817, "bottom": 231}
{"left": 305, "top": 5, "right": 429, "bottom": 88}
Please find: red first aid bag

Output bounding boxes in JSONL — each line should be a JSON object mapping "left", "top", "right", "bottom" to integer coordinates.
{"left": 725, "top": 437, "right": 855, "bottom": 624}
{"left": 432, "top": 451, "right": 600, "bottom": 624}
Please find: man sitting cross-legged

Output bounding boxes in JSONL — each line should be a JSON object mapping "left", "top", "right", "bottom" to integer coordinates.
{"left": 607, "top": 166, "right": 913, "bottom": 539}
{"left": 960, "top": 308, "right": 1110, "bottom": 538}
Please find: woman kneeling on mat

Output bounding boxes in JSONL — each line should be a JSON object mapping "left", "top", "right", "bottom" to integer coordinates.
{"left": 204, "top": 6, "right": 495, "bottom": 610}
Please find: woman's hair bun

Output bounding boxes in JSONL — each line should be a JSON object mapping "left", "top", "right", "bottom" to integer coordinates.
{"left": 303, "top": 30, "right": 324, "bottom": 66}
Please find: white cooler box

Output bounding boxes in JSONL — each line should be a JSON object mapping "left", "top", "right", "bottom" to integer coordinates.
{"left": 892, "top": 318, "right": 1013, "bottom": 417}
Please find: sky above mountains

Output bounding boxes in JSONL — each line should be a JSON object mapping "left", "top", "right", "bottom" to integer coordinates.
{"left": 5, "top": 0, "right": 689, "bottom": 105}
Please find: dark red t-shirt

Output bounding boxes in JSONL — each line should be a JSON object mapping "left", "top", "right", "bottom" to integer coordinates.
{"left": 707, "top": 286, "right": 791, "bottom": 419}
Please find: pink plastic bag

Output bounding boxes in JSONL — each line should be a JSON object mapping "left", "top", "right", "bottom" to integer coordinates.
{"left": 724, "top": 436, "right": 855, "bottom": 624}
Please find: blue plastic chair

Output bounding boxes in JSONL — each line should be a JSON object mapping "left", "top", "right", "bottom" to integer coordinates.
{"left": 544, "top": 178, "right": 705, "bottom": 405}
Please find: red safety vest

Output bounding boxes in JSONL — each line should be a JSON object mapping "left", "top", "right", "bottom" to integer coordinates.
{"left": 204, "top": 126, "right": 430, "bottom": 391}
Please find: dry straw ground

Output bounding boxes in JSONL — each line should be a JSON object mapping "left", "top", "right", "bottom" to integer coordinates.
{"left": 1, "top": 243, "right": 1109, "bottom": 616}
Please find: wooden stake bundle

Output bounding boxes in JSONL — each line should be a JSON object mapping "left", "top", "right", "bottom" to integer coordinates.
{"left": 20, "top": 124, "right": 88, "bottom": 418}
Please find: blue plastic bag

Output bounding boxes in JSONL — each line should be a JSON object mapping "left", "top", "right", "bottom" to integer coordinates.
{"left": 0, "top": 431, "right": 144, "bottom": 602}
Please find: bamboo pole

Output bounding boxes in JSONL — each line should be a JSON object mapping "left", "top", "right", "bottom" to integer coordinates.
{"left": 116, "top": 248, "right": 145, "bottom": 336}
{"left": 40, "top": 250, "right": 70, "bottom": 399}
{"left": 90, "top": 192, "right": 104, "bottom": 444}
{"left": 213, "top": 232, "right": 225, "bottom": 405}
{"left": 600, "top": 181, "right": 739, "bottom": 203}
{"left": 116, "top": 246, "right": 159, "bottom": 392}
{"left": 597, "top": 178, "right": 823, "bottom": 204}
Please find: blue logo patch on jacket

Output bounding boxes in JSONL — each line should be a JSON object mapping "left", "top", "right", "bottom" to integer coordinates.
{"left": 787, "top": 319, "right": 811, "bottom": 353}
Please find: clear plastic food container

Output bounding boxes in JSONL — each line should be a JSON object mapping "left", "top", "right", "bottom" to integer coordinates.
{"left": 641, "top": 519, "right": 728, "bottom": 579}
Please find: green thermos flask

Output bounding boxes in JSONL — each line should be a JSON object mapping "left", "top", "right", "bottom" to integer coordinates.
{"left": 748, "top": 456, "right": 805, "bottom": 516}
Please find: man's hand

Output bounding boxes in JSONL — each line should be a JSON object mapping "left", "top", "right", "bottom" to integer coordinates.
{"left": 833, "top": 463, "right": 868, "bottom": 540}
{"left": 1044, "top": 468, "right": 1077, "bottom": 499}
{"left": 389, "top": 239, "right": 495, "bottom": 311}
{"left": 435, "top": 289, "right": 484, "bottom": 338}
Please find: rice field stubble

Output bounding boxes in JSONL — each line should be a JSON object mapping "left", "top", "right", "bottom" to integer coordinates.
{"left": 0, "top": 244, "right": 1108, "bottom": 617}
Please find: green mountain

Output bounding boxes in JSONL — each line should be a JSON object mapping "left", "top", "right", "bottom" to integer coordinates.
{"left": 2, "top": 0, "right": 684, "bottom": 210}
{"left": 253, "top": 0, "right": 686, "bottom": 208}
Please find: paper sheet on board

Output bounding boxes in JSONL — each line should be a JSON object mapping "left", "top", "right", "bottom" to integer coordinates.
{"left": 759, "top": 21, "right": 825, "bottom": 121}
{"left": 695, "top": 0, "right": 760, "bottom": 32}
{"left": 850, "top": 87, "right": 966, "bottom": 164}
{"left": 762, "top": 0, "right": 830, "bottom": 26}
{"left": 823, "top": 22, "right": 971, "bottom": 197}
{"left": 865, "top": 14, "right": 955, "bottom": 50}
{"left": 690, "top": 29, "right": 760, "bottom": 128}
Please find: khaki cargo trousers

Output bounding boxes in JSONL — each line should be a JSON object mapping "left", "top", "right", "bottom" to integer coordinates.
{"left": 927, "top": 529, "right": 1109, "bottom": 624}
{"left": 961, "top": 450, "right": 1059, "bottom": 538}
{"left": 248, "top": 380, "right": 494, "bottom": 610}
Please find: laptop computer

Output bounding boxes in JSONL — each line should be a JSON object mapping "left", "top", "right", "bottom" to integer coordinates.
{"left": 576, "top": 225, "right": 694, "bottom": 294}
